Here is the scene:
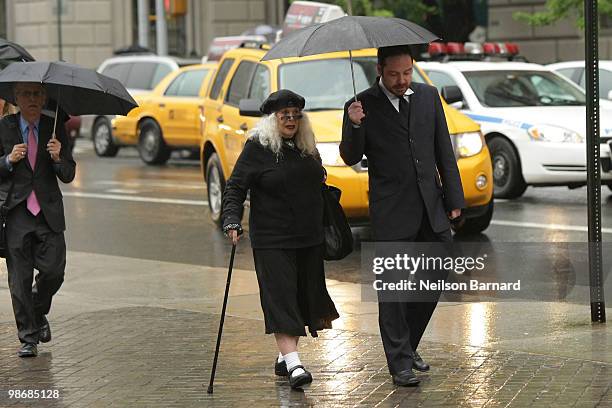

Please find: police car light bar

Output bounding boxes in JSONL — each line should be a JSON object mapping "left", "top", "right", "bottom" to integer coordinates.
{"left": 427, "top": 41, "right": 520, "bottom": 57}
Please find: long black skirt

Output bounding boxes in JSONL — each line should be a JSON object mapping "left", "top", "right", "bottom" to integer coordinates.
{"left": 252, "top": 244, "right": 339, "bottom": 337}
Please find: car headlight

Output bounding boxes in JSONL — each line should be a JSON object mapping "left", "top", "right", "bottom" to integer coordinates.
{"left": 454, "top": 132, "right": 484, "bottom": 158}
{"left": 527, "top": 125, "right": 584, "bottom": 143}
{"left": 316, "top": 142, "right": 345, "bottom": 166}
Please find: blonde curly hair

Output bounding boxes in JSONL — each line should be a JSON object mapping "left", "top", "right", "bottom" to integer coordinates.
{"left": 249, "top": 112, "right": 317, "bottom": 157}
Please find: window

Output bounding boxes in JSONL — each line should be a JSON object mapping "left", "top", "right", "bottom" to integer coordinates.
{"left": 101, "top": 63, "right": 132, "bottom": 85}
{"left": 165, "top": 69, "right": 209, "bottom": 97}
{"left": 249, "top": 64, "right": 271, "bottom": 103}
{"left": 279, "top": 57, "right": 426, "bottom": 110}
{"left": 424, "top": 70, "right": 458, "bottom": 92}
{"left": 209, "top": 58, "right": 234, "bottom": 100}
{"left": 599, "top": 69, "right": 612, "bottom": 99}
{"left": 226, "top": 61, "right": 256, "bottom": 106}
{"left": 0, "top": 0, "right": 6, "bottom": 38}
{"left": 151, "top": 64, "right": 174, "bottom": 88}
{"left": 578, "top": 68, "right": 612, "bottom": 99}
{"left": 556, "top": 68, "right": 580, "bottom": 83}
{"left": 125, "top": 62, "right": 158, "bottom": 90}
{"left": 463, "top": 70, "right": 586, "bottom": 107}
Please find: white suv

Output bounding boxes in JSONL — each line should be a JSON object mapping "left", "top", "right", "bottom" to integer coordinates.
{"left": 82, "top": 54, "right": 198, "bottom": 157}
{"left": 419, "top": 60, "right": 612, "bottom": 199}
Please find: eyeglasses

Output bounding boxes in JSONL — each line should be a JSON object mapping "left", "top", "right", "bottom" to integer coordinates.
{"left": 277, "top": 113, "right": 303, "bottom": 122}
{"left": 16, "top": 90, "right": 44, "bottom": 98}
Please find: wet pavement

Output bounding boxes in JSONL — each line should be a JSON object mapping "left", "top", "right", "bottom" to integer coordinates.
{"left": 0, "top": 142, "right": 610, "bottom": 407}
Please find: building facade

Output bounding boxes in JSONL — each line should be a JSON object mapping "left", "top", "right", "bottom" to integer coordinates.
{"left": 489, "top": 0, "right": 611, "bottom": 63}
{"left": 1, "top": 0, "right": 285, "bottom": 68}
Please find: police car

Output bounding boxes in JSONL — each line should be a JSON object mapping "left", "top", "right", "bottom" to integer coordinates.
{"left": 419, "top": 42, "right": 612, "bottom": 199}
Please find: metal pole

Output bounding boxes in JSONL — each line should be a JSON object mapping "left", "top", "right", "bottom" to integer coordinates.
{"left": 137, "top": 0, "right": 149, "bottom": 48}
{"left": 57, "top": 0, "right": 62, "bottom": 60}
{"left": 155, "top": 0, "right": 168, "bottom": 56}
{"left": 585, "top": 0, "right": 606, "bottom": 323}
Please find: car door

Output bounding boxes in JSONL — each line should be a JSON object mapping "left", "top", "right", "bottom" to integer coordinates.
{"left": 160, "top": 68, "right": 214, "bottom": 147}
{"left": 203, "top": 58, "right": 236, "bottom": 174}
{"left": 220, "top": 59, "right": 260, "bottom": 172}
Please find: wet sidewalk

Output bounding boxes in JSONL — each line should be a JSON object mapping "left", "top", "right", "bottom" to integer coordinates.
{"left": 0, "top": 251, "right": 610, "bottom": 407}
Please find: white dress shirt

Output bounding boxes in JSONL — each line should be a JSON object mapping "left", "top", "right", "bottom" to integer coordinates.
{"left": 378, "top": 77, "right": 414, "bottom": 112}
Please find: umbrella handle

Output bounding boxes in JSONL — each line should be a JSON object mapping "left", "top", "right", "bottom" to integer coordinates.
{"left": 51, "top": 89, "right": 60, "bottom": 139}
{"left": 349, "top": 49, "right": 357, "bottom": 103}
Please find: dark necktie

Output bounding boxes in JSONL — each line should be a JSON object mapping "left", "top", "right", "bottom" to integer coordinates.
{"left": 398, "top": 95, "right": 409, "bottom": 115}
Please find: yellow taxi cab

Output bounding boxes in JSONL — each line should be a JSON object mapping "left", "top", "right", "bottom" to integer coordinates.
{"left": 201, "top": 45, "right": 493, "bottom": 234}
{"left": 112, "top": 62, "right": 217, "bottom": 164}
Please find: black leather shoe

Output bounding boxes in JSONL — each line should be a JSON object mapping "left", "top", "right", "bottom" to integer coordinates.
{"left": 39, "top": 317, "right": 51, "bottom": 343}
{"left": 412, "top": 351, "right": 430, "bottom": 372}
{"left": 275, "top": 358, "right": 288, "bottom": 376}
{"left": 288, "top": 365, "right": 313, "bottom": 389}
{"left": 17, "top": 343, "right": 38, "bottom": 358}
{"left": 392, "top": 369, "right": 420, "bottom": 386}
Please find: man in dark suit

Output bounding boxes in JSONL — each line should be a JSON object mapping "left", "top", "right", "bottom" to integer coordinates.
{"left": 0, "top": 82, "right": 76, "bottom": 357}
{"left": 340, "top": 45, "right": 465, "bottom": 386}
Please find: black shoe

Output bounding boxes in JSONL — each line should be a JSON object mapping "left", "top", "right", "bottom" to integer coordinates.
{"left": 39, "top": 317, "right": 51, "bottom": 343}
{"left": 17, "top": 343, "right": 38, "bottom": 358}
{"left": 275, "top": 358, "right": 288, "bottom": 376}
{"left": 392, "top": 369, "right": 420, "bottom": 386}
{"left": 412, "top": 351, "right": 430, "bottom": 372}
{"left": 288, "top": 365, "right": 313, "bottom": 389}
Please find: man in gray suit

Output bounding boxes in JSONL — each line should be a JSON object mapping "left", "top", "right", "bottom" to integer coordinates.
{"left": 0, "top": 82, "right": 76, "bottom": 357}
{"left": 341, "top": 45, "right": 465, "bottom": 386}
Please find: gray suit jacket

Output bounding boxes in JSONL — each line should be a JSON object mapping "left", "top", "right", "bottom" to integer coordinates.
{"left": 340, "top": 80, "right": 465, "bottom": 240}
{"left": 0, "top": 113, "right": 76, "bottom": 233}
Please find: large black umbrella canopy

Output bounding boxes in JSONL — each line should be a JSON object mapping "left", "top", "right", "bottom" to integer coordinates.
{"left": 0, "top": 38, "right": 35, "bottom": 62}
{"left": 261, "top": 16, "right": 438, "bottom": 61}
{"left": 0, "top": 61, "right": 137, "bottom": 116}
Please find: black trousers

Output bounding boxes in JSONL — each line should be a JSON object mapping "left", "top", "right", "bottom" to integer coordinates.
{"left": 6, "top": 202, "right": 66, "bottom": 344}
{"left": 378, "top": 215, "right": 451, "bottom": 375}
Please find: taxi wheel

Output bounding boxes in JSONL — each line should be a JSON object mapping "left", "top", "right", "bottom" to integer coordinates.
{"left": 93, "top": 117, "right": 119, "bottom": 157}
{"left": 455, "top": 200, "right": 494, "bottom": 235}
{"left": 138, "top": 119, "right": 171, "bottom": 165}
{"left": 488, "top": 137, "right": 526, "bottom": 199}
{"left": 206, "top": 153, "right": 225, "bottom": 226}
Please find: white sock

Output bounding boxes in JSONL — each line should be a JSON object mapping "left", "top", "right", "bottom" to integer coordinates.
{"left": 283, "top": 351, "right": 305, "bottom": 377}
{"left": 277, "top": 352, "right": 284, "bottom": 363}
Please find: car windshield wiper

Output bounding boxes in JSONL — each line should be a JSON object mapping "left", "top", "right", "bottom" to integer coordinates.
{"left": 487, "top": 89, "right": 540, "bottom": 106}
{"left": 545, "top": 98, "right": 584, "bottom": 106}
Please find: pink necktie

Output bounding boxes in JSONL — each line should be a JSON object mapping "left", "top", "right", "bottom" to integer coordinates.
{"left": 26, "top": 125, "right": 41, "bottom": 216}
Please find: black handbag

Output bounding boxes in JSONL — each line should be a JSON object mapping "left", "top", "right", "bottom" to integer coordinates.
{"left": 322, "top": 184, "right": 353, "bottom": 261}
{"left": 0, "top": 180, "right": 15, "bottom": 259}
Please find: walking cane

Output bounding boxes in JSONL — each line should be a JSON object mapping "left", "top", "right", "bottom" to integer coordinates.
{"left": 207, "top": 242, "right": 237, "bottom": 394}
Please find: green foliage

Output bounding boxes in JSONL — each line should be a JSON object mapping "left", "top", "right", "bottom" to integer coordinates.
{"left": 513, "top": 0, "right": 612, "bottom": 29}
{"left": 378, "top": 0, "right": 438, "bottom": 26}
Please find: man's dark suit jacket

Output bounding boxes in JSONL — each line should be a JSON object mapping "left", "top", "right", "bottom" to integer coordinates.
{"left": 340, "top": 81, "right": 465, "bottom": 240}
{"left": 0, "top": 113, "right": 76, "bottom": 233}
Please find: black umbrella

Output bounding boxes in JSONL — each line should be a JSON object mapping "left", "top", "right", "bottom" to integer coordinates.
{"left": 0, "top": 38, "right": 35, "bottom": 63}
{"left": 0, "top": 61, "right": 137, "bottom": 137}
{"left": 262, "top": 16, "right": 438, "bottom": 100}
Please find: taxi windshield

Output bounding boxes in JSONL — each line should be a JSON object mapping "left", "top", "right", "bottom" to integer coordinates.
{"left": 463, "top": 70, "right": 586, "bottom": 107}
{"left": 279, "top": 57, "right": 426, "bottom": 111}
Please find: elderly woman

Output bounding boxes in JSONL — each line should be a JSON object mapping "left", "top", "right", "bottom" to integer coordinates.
{"left": 222, "top": 89, "right": 339, "bottom": 389}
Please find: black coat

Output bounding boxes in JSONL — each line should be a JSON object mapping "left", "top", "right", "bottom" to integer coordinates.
{"left": 222, "top": 136, "right": 325, "bottom": 249}
{"left": 0, "top": 113, "right": 76, "bottom": 233}
{"left": 340, "top": 81, "right": 465, "bottom": 240}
